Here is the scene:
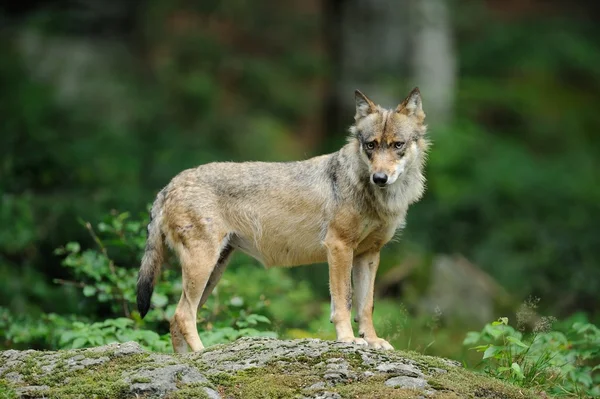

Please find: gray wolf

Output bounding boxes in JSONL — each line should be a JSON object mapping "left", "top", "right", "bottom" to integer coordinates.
{"left": 136, "top": 87, "right": 430, "bottom": 352}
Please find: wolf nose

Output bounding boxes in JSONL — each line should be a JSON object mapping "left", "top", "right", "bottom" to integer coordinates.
{"left": 372, "top": 173, "right": 388, "bottom": 186}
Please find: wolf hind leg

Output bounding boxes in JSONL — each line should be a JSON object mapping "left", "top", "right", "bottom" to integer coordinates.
{"left": 170, "top": 235, "right": 224, "bottom": 353}
{"left": 170, "top": 294, "right": 191, "bottom": 353}
{"left": 198, "top": 244, "right": 234, "bottom": 309}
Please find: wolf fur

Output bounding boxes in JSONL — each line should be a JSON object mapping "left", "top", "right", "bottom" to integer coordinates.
{"left": 137, "top": 88, "right": 430, "bottom": 352}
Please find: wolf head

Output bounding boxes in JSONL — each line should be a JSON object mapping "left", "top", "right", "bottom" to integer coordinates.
{"left": 349, "top": 88, "right": 429, "bottom": 188}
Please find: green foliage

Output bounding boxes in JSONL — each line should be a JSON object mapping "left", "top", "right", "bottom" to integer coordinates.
{"left": 464, "top": 315, "right": 600, "bottom": 397}
{"left": 59, "top": 318, "right": 171, "bottom": 351}
{"left": 407, "top": 9, "right": 600, "bottom": 316}
{"left": 3, "top": 210, "right": 282, "bottom": 352}
{"left": 0, "top": 308, "right": 73, "bottom": 349}
{"left": 0, "top": 2, "right": 328, "bottom": 328}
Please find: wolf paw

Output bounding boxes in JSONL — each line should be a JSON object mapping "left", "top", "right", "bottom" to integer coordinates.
{"left": 366, "top": 337, "right": 394, "bottom": 350}
{"left": 337, "top": 337, "right": 368, "bottom": 346}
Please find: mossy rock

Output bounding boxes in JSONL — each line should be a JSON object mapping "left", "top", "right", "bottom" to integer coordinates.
{"left": 0, "top": 337, "right": 549, "bottom": 398}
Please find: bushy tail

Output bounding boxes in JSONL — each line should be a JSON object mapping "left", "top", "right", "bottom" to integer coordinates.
{"left": 137, "top": 190, "right": 166, "bottom": 319}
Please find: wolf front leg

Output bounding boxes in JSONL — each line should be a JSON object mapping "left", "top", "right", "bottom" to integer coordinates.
{"left": 324, "top": 231, "right": 367, "bottom": 346}
{"left": 352, "top": 251, "right": 394, "bottom": 350}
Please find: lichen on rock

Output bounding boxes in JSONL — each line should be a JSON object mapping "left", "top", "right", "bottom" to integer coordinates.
{"left": 0, "top": 337, "right": 546, "bottom": 398}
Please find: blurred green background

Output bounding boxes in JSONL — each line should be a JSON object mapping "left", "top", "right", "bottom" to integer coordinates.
{"left": 1, "top": 0, "right": 599, "bottom": 364}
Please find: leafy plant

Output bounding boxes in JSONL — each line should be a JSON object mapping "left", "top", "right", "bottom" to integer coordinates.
{"left": 0, "top": 210, "right": 282, "bottom": 352}
{"left": 464, "top": 315, "right": 600, "bottom": 397}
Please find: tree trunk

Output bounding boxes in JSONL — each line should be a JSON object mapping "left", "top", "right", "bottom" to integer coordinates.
{"left": 410, "top": 0, "right": 456, "bottom": 126}
{"left": 327, "top": 0, "right": 456, "bottom": 134}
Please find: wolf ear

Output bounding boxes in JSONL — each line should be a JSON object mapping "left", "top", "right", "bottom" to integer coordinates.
{"left": 355, "top": 90, "right": 376, "bottom": 120}
{"left": 396, "top": 87, "right": 424, "bottom": 118}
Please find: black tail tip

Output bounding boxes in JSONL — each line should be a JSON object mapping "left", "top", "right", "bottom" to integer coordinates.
{"left": 136, "top": 276, "right": 153, "bottom": 319}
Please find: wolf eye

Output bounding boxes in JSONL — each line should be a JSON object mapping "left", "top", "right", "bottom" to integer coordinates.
{"left": 365, "top": 142, "right": 376, "bottom": 150}
{"left": 394, "top": 142, "right": 405, "bottom": 149}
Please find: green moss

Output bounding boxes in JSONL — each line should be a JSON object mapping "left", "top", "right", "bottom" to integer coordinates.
{"left": 131, "top": 377, "right": 152, "bottom": 384}
{"left": 207, "top": 372, "right": 236, "bottom": 387}
{"left": 0, "top": 380, "right": 18, "bottom": 399}
{"left": 266, "top": 348, "right": 365, "bottom": 371}
{"left": 377, "top": 349, "right": 546, "bottom": 399}
{"left": 45, "top": 378, "right": 130, "bottom": 399}
{"left": 213, "top": 347, "right": 548, "bottom": 399}
{"left": 335, "top": 376, "right": 423, "bottom": 399}
{"left": 393, "top": 350, "right": 455, "bottom": 370}
{"left": 4, "top": 351, "right": 153, "bottom": 399}
{"left": 427, "top": 363, "right": 541, "bottom": 399}
{"left": 82, "top": 349, "right": 117, "bottom": 359}
{"left": 165, "top": 383, "right": 212, "bottom": 399}
{"left": 342, "top": 350, "right": 368, "bottom": 370}
{"left": 220, "top": 367, "right": 320, "bottom": 399}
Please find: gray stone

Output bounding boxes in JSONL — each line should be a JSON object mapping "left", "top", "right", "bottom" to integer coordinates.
{"left": 112, "top": 341, "right": 145, "bottom": 357}
{"left": 203, "top": 387, "right": 222, "bottom": 399}
{"left": 3, "top": 372, "right": 23, "bottom": 383}
{"left": 179, "top": 367, "right": 209, "bottom": 385}
{"left": 128, "top": 364, "right": 208, "bottom": 396}
{"left": 323, "top": 372, "right": 345, "bottom": 382}
{"left": 438, "top": 358, "right": 461, "bottom": 368}
{"left": 376, "top": 362, "right": 424, "bottom": 377}
{"left": 39, "top": 362, "right": 55, "bottom": 375}
{"left": 428, "top": 367, "right": 448, "bottom": 375}
{"left": 419, "top": 255, "right": 508, "bottom": 326}
{"left": 308, "top": 381, "right": 327, "bottom": 390}
{"left": 80, "top": 356, "right": 110, "bottom": 367}
{"left": 385, "top": 375, "right": 430, "bottom": 389}
{"left": 0, "top": 337, "right": 482, "bottom": 398}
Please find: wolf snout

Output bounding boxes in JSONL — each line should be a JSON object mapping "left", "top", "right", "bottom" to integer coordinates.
{"left": 371, "top": 172, "right": 388, "bottom": 187}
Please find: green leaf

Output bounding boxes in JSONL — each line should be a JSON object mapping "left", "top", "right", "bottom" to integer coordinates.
{"left": 492, "top": 317, "right": 509, "bottom": 326}
{"left": 246, "top": 314, "right": 271, "bottom": 325}
{"left": 472, "top": 344, "right": 491, "bottom": 352}
{"left": 463, "top": 331, "right": 481, "bottom": 346}
{"left": 485, "top": 325, "right": 505, "bottom": 339}
{"left": 483, "top": 345, "right": 499, "bottom": 360}
{"left": 511, "top": 362, "right": 524, "bottom": 380}
{"left": 126, "top": 222, "right": 141, "bottom": 232}
{"left": 71, "top": 337, "right": 88, "bottom": 349}
{"left": 151, "top": 293, "right": 169, "bottom": 308}
{"left": 506, "top": 336, "right": 529, "bottom": 349}
{"left": 59, "top": 331, "right": 75, "bottom": 345}
{"left": 82, "top": 286, "right": 97, "bottom": 297}
{"left": 230, "top": 296, "right": 244, "bottom": 307}
{"left": 65, "top": 242, "right": 81, "bottom": 253}
{"left": 111, "top": 318, "right": 134, "bottom": 329}
{"left": 98, "top": 222, "right": 110, "bottom": 232}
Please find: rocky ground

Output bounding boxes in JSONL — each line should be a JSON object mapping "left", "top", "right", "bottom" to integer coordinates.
{"left": 0, "top": 337, "right": 542, "bottom": 398}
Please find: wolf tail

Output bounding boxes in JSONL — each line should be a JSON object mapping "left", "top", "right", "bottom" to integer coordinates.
{"left": 136, "top": 189, "right": 166, "bottom": 319}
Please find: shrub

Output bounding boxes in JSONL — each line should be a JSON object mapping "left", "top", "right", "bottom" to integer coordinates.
{"left": 3, "top": 210, "right": 281, "bottom": 351}
{"left": 464, "top": 308, "right": 600, "bottom": 398}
